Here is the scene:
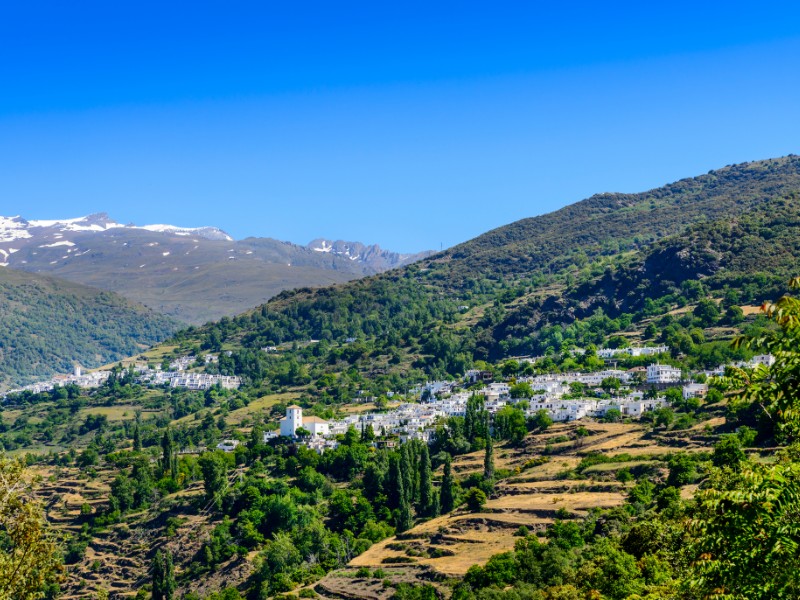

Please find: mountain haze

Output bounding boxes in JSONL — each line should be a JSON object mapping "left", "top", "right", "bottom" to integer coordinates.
{"left": 307, "top": 238, "right": 434, "bottom": 270}
{"left": 0, "top": 214, "right": 432, "bottom": 324}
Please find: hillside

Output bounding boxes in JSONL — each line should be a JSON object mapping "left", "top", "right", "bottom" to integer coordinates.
{"left": 170, "top": 156, "right": 800, "bottom": 388}
{"left": 0, "top": 213, "right": 431, "bottom": 324}
{"left": 0, "top": 268, "right": 179, "bottom": 389}
{"left": 433, "top": 155, "right": 800, "bottom": 286}
{"left": 4, "top": 157, "right": 800, "bottom": 600}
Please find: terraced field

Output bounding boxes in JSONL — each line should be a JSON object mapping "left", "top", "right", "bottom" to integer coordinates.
{"left": 318, "top": 418, "right": 716, "bottom": 595}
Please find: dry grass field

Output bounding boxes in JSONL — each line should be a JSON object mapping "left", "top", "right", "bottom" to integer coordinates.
{"left": 318, "top": 417, "right": 718, "bottom": 595}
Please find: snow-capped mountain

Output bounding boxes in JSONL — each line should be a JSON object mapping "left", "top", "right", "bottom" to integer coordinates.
{"left": 0, "top": 213, "right": 230, "bottom": 254}
{"left": 0, "top": 213, "right": 431, "bottom": 324}
{"left": 307, "top": 238, "right": 433, "bottom": 271}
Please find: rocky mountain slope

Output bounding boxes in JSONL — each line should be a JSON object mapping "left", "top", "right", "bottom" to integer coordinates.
{"left": 307, "top": 238, "right": 434, "bottom": 270}
{"left": 0, "top": 213, "right": 431, "bottom": 324}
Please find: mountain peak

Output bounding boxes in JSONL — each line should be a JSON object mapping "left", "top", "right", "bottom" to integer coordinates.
{"left": 307, "top": 238, "right": 433, "bottom": 270}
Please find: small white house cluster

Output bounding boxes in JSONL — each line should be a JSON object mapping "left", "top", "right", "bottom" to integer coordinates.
{"left": 597, "top": 345, "right": 669, "bottom": 359}
{"left": 2, "top": 358, "right": 243, "bottom": 400}
{"left": 135, "top": 368, "right": 241, "bottom": 391}
{"left": 3, "top": 364, "right": 111, "bottom": 397}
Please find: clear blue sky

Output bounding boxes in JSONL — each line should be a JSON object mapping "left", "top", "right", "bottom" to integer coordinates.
{"left": 1, "top": 2, "right": 799, "bottom": 252}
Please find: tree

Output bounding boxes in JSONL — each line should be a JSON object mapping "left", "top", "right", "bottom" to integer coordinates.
{"left": 719, "top": 277, "right": 800, "bottom": 441}
{"left": 528, "top": 409, "right": 553, "bottom": 432}
{"left": 509, "top": 382, "right": 533, "bottom": 399}
{"left": 465, "top": 394, "right": 488, "bottom": 448}
{"left": 694, "top": 298, "right": 721, "bottom": 327}
{"left": 712, "top": 435, "right": 747, "bottom": 468}
{"left": 133, "top": 422, "right": 142, "bottom": 452}
{"left": 0, "top": 456, "right": 63, "bottom": 599}
{"left": 483, "top": 433, "right": 495, "bottom": 483}
{"left": 687, "top": 459, "right": 800, "bottom": 599}
{"left": 385, "top": 453, "right": 403, "bottom": 510}
{"left": 440, "top": 454, "right": 456, "bottom": 513}
{"left": 360, "top": 423, "right": 375, "bottom": 443}
{"left": 198, "top": 451, "right": 229, "bottom": 507}
{"left": 464, "top": 488, "right": 487, "bottom": 512}
{"left": 418, "top": 444, "right": 435, "bottom": 517}
{"left": 600, "top": 377, "right": 622, "bottom": 395}
{"left": 396, "top": 473, "right": 413, "bottom": 533}
{"left": 494, "top": 407, "right": 527, "bottom": 444}
{"left": 685, "top": 278, "right": 800, "bottom": 598}
{"left": 161, "top": 428, "right": 177, "bottom": 479}
{"left": 152, "top": 548, "right": 176, "bottom": 600}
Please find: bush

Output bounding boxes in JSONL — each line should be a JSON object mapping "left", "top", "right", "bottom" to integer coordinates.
{"left": 464, "top": 488, "right": 487, "bottom": 512}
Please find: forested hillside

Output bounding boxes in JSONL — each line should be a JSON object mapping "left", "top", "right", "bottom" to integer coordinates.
{"left": 0, "top": 268, "right": 180, "bottom": 388}
{"left": 173, "top": 157, "right": 800, "bottom": 390}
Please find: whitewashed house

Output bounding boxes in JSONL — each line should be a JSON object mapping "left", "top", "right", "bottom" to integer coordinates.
{"left": 646, "top": 363, "right": 682, "bottom": 384}
{"left": 216, "top": 439, "right": 240, "bottom": 452}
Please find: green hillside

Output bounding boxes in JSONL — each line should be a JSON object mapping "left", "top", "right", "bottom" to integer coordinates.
{"left": 0, "top": 268, "right": 181, "bottom": 388}
{"left": 3, "top": 157, "right": 800, "bottom": 600}
{"left": 170, "top": 156, "right": 800, "bottom": 390}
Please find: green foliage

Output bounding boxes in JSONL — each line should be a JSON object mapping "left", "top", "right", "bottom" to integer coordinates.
{"left": 493, "top": 407, "right": 527, "bottom": 444}
{"left": 151, "top": 549, "right": 176, "bottom": 600}
{"left": 464, "top": 488, "right": 487, "bottom": 512}
{"left": 0, "top": 268, "right": 179, "bottom": 388}
{"left": 687, "top": 457, "right": 800, "bottom": 599}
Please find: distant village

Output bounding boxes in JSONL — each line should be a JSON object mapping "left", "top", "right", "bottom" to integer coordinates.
{"left": 2, "top": 354, "right": 241, "bottom": 399}
{"left": 3, "top": 345, "right": 775, "bottom": 457}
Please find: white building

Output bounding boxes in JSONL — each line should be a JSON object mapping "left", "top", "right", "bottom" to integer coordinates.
{"left": 647, "top": 363, "right": 682, "bottom": 384}
{"left": 279, "top": 405, "right": 330, "bottom": 437}
{"left": 598, "top": 345, "right": 669, "bottom": 359}
{"left": 303, "top": 416, "right": 330, "bottom": 437}
{"left": 280, "top": 405, "right": 304, "bottom": 437}
{"left": 682, "top": 383, "right": 708, "bottom": 400}
{"left": 216, "top": 439, "right": 240, "bottom": 452}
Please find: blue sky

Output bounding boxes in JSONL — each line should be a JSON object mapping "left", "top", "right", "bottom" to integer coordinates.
{"left": 1, "top": 2, "right": 800, "bottom": 252}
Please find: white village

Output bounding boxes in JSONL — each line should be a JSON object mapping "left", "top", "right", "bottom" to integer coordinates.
{"left": 3, "top": 345, "right": 775, "bottom": 456}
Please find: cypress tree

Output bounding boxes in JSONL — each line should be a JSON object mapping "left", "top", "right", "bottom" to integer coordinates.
{"left": 133, "top": 423, "right": 142, "bottom": 452}
{"left": 400, "top": 444, "right": 414, "bottom": 504}
{"left": 418, "top": 444, "right": 434, "bottom": 517}
{"left": 386, "top": 453, "right": 403, "bottom": 509}
{"left": 161, "top": 428, "right": 177, "bottom": 479}
{"left": 484, "top": 432, "right": 495, "bottom": 484}
{"left": 396, "top": 472, "right": 413, "bottom": 533}
{"left": 441, "top": 454, "right": 456, "bottom": 513}
{"left": 152, "top": 548, "right": 176, "bottom": 600}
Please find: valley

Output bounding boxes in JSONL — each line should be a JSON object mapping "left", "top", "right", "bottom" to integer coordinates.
{"left": 2, "top": 157, "right": 800, "bottom": 599}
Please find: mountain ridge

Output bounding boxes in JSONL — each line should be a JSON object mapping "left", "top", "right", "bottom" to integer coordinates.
{"left": 0, "top": 213, "right": 433, "bottom": 323}
{"left": 171, "top": 155, "right": 800, "bottom": 386}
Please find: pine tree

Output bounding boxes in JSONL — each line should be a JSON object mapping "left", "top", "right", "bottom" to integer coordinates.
{"left": 152, "top": 548, "right": 176, "bottom": 600}
{"left": 132, "top": 423, "right": 142, "bottom": 452}
{"left": 441, "top": 454, "right": 456, "bottom": 513}
{"left": 418, "top": 444, "right": 434, "bottom": 517}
